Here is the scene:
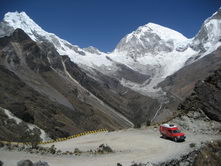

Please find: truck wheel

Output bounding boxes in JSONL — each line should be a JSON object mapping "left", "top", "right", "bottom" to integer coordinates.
{"left": 174, "top": 137, "right": 178, "bottom": 142}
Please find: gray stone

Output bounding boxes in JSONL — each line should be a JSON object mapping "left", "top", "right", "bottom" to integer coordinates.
{"left": 34, "top": 161, "right": 49, "bottom": 166}
{"left": 17, "top": 160, "right": 33, "bottom": 166}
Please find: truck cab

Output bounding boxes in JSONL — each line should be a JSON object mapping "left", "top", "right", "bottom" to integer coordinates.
{"left": 159, "top": 124, "right": 186, "bottom": 142}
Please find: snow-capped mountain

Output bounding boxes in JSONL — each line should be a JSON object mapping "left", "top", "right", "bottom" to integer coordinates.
{"left": 0, "top": 12, "right": 105, "bottom": 64}
{"left": 83, "top": 46, "right": 103, "bottom": 55}
{"left": 0, "top": 9, "right": 220, "bottom": 98}
{"left": 114, "top": 22, "right": 188, "bottom": 56}
{"left": 191, "top": 8, "right": 221, "bottom": 53}
{"left": 109, "top": 23, "right": 197, "bottom": 95}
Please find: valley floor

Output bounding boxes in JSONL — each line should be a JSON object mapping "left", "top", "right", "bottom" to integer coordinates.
{"left": 0, "top": 126, "right": 220, "bottom": 166}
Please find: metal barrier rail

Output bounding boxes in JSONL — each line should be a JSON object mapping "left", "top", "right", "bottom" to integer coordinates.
{"left": 0, "top": 128, "right": 108, "bottom": 145}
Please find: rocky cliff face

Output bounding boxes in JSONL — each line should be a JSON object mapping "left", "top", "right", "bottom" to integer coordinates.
{"left": 193, "top": 140, "right": 221, "bottom": 166}
{"left": 0, "top": 107, "right": 43, "bottom": 142}
{"left": 157, "top": 140, "right": 221, "bottom": 166}
{"left": 179, "top": 65, "right": 221, "bottom": 122}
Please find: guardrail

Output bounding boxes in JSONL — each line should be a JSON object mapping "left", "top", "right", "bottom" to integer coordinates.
{"left": 0, "top": 128, "right": 108, "bottom": 145}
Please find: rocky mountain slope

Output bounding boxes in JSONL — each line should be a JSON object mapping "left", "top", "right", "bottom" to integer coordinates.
{"left": 179, "top": 65, "right": 221, "bottom": 122}
{"left": 155, "top": 46, "right": 221, "bottom": 122}
{"left": 0, "top": 8, "right": 221, "bottom": 141}
{"left": 157, "top": 140, "right": 221, "bottom": 166}
{"left": 0, "top": 29, "right": 122, "bottom": 140}
{"left": 0, "top": 28, "right": 160, "bottom": 141}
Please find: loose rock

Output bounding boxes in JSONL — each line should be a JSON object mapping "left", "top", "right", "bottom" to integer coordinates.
{"left": 17, "top": 160, "right": 33, "bottom": 166}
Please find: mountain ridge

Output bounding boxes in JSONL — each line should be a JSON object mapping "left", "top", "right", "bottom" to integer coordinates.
{"left": 1, "top": 9, "right": 220, "bottom": 107}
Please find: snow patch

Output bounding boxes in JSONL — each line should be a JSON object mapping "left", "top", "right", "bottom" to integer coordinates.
{"left": 3, "top": 108, "right": 22, "bottom": 124}
{"left": 144, "top": 23, "right": 187, "bottom": 42}
{"left": 3, "top": 108, "right": 50, "bottom": 141}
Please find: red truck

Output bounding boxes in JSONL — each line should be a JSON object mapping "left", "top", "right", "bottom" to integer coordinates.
{"left": 159, "top": 124, "right": 186, "bottom": 142}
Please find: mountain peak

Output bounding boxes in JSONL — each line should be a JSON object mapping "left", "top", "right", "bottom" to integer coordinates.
{"left": 4, "top": 11, "right": 30, "bottom": 21}
{"left": 2, "top": 11, "right": 45, "bottom": 40}
{"left": 144, "top": 22, "right": 187, "bottom": 41}
{"left": 191, "top": 7, "right": 221, "bottom": 52}
{"left": 1, "top": 11, "right": 104, "bottom": 58}
{"left": 124, "top": 22, "right": 188, "bottom": 44}
{"left": 114, "top": 21, "right": 188, "bottom": 56}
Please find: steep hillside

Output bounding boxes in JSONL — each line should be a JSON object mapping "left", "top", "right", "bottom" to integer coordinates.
{"left": 155, "top": 46, "right": 221, "bottom": 122}
{"left": 0, "top": 29, "right": 123, "bottom": 141}
{"left": 0, "top": 28, "right": 161, "bottom": 141}
{"left": 179, "top": 65, "right": 221, "bottom": 122}
{"left": 160, "top": 46, "right": 221, "bottom": 99}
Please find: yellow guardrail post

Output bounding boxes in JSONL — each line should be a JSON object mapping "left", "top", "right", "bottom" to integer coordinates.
{"left": 0, "top": 129, "right": 108, "bottom": 145}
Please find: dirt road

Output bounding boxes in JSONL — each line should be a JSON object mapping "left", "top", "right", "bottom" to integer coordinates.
{"left": 0, "top": 126, "right": 220, "bottom": 166}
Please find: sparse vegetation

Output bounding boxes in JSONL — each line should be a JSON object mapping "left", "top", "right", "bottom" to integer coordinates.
{"left": 131, "top": 162, "right": 146, "bottom": 166}
{"left": 48, "top": 145, "right": 56, "bottom": 154}
{"left": 0, "top": 142, "right": 114, "bottom": 157}
{"left": 194, "top": 140, "right": 221, "bottom": 166}
{"left": 134, "top": 123, "right": 141, "bottom": 128}
{"left": 97, "top": 144, "right": 113, "bottom": 154}
{"left": 190, "top": 143, "right": 196, "bottom": 148}
{"left": 146, "top": 120, "right": 151, "bottom": 126}
{"left": 33, "top": 161, "right": 49, "bottom": 166}
{"left": 17, "top": 160, "right": 50, "bottom": 166}
{"left": 74, "top": 148, "right": 82, "bottom": 155}
{"left": 17, "top": 160, "right": 33, "bottom": 166}
{"left": 0, "top": 142, "right": 4, "bottom": 148}
{"left": 20, "top": 128, "right": 42, "bottom": 148}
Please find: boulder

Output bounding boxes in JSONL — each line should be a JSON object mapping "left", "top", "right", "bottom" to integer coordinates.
{"left": 17, "top": 160, "right": 33, "bottom": 166}
{"left": 34, "top": 161, "right": 49, "bottom": 166}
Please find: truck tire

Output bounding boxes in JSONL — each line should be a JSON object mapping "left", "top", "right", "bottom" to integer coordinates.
{"left": 173, "top": 137, "right": 178, "bottom": 142}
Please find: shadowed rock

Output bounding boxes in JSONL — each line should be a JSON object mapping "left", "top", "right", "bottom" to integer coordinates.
{"left": 17, "top": 160, "right": 33, "bottom": 166}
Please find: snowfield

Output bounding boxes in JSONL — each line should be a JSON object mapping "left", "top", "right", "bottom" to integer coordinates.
{"left": 0, "top": 126, "right": 220, "bottom": 166}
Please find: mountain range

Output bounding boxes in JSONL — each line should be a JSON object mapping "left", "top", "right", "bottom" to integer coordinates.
{"left": 0, "top": 8, "right": 221, "bottom": 141}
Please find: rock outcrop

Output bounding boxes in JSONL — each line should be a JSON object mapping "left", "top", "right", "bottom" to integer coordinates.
{"left": 193, "top": 140, "right": 221, "bottom": 166}
{"left": 157, "top": 141, "right": 221, "bottom": 166}
{"left": 179, "top": 66, "right": 221, "bottom": 122}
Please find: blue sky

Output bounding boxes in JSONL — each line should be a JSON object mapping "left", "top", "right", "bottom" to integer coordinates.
{"left": 1, "top": 0, "right": 220, "bottom": 52}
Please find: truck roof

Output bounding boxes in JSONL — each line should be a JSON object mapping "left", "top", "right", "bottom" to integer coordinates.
{"left": 160, "top": 124, "right": 177, "bottom": 128}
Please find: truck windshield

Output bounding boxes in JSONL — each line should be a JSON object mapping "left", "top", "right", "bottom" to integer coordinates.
{"left": 173, "top": 130, "right": 181, "bottom": 133}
